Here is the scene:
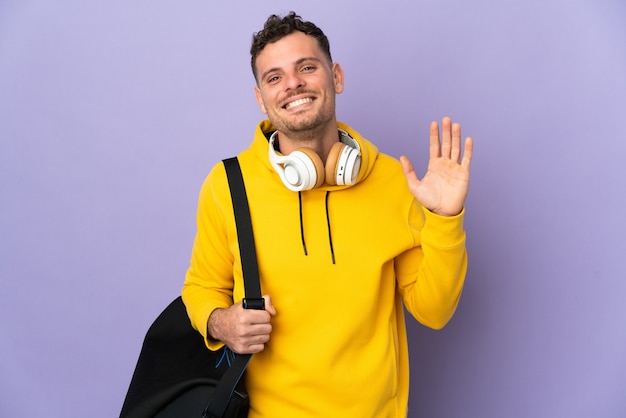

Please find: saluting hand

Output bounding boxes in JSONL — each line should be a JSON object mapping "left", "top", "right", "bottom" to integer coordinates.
{"left": 400, "top": 117, "right": 473, "bottom": 217}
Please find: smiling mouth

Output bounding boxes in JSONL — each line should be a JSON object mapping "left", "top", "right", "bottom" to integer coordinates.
{"left": 284, "top": 97, "right": 313, "bottom": 110}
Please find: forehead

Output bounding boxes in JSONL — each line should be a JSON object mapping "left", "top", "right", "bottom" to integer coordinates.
{"left": 255, "top": 31, "right": 327, "bottom": 74}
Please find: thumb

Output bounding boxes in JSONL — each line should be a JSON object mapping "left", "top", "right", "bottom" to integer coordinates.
{"left": 400, "top": 155, "right": 420, "bottom": 185}
{"left": 399, "top": 155, "right": 414, "bottom": 175}
{"left": 263, "top": 295, "right": 277, "bottom": 316}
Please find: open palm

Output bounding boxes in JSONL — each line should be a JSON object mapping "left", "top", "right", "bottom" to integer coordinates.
{"left": 400, "top": 117, "right": 473, "bottom": 217}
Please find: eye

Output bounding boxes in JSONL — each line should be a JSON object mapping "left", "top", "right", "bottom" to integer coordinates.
{"left": 266, "top": 75, "right": 281, "bottom": 84}
{"left": 301, "top": 65, "right": 316, "bottom": 73}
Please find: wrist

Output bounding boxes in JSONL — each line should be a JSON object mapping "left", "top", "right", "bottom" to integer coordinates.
{"left": 206, "top": 308, "right": 224, "bottom": 342}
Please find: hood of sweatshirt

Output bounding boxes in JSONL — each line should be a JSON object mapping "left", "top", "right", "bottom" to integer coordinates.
{"left": 250, "top": 119, "right": 379, "bottom": 191}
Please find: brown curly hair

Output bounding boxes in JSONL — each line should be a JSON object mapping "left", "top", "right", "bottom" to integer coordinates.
{"left": 250, "top": 12, "right": 333, "bottom": 83}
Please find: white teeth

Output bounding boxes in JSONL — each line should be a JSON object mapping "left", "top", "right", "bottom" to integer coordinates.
{"left": 285, "top": 97, "right": 312, "bottom": 110}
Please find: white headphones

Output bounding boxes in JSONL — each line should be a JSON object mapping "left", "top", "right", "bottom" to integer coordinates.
{"left": 268, "top": 130, "right": 362, "bottom": 192}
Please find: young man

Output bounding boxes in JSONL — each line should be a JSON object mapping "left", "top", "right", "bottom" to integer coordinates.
{"left": 183, "top": 12, "right": 473, "bottom": 417}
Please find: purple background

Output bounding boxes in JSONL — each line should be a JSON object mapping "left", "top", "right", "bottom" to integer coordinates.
{"left": 1, "top": 1, "right": 625, "bottom": 417}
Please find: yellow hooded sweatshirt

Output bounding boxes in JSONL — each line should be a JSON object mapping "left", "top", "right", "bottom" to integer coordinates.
{"left": 182, "top": 120, "right": 467, "bottom": 417}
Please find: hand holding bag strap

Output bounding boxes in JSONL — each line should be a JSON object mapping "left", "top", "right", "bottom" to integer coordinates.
{"left": 202, "top": 157, "right": 262, "bottom": 418}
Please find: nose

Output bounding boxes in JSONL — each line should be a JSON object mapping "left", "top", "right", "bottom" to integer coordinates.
{"left": 284, "top": 72, "right": 304, "bottom": 90}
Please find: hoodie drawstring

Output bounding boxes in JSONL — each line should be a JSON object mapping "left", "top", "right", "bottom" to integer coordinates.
{"left": 297, "top": 191, "right": 336, "bottom": 264}
{"left": 325, "top": 191, "right": 336, "bottom": 264}
{"left": 298, "top": 191, "right": 308, "bottom": 256}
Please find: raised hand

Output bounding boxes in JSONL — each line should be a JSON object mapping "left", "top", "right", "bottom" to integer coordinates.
{"left": 400, "top": 117, "right": 473, "bottom": 217}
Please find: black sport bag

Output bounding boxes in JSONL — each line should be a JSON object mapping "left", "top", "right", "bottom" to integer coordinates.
{"left": 120, "top": 157, "right": 263, "bottom": 417}
{"left": 119, "top": 296, "right": 250, "bottom": 418}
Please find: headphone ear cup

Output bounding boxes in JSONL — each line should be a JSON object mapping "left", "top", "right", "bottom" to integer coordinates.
{"left": 325, "top": 141, "right": 361, "bottom": 186}
{"left": 277, "top": 148, "right": 324, "bottom": 192}
{"left": 268, "top": 132, "right": 325, "bottom": 191}
{"left": 296, "top": 148, "right": 324, "bottom": 190}
{"left": 324, "top": 142, "right": 345, "bottom": 186}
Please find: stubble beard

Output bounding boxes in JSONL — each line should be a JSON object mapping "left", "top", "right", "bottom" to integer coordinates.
{"left": 269, "top": 98, "right": 336, "bottom": 143}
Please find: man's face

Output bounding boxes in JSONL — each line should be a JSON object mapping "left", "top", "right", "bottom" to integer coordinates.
{"left": 254, "top": 31, "right": 344, "bottom": 138}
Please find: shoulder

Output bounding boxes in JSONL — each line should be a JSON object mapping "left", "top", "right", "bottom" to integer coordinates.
{"left": 367, "top": 151, "right": 406, "bottom": 184}
{"left": 196, "top": 160, "right": 231, "bottom": 208}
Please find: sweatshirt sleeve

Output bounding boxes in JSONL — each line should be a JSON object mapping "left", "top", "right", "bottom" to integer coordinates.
{"left": 182, "top": 164, "right": 235, "bottom": 350}
{"left": 395, "top": 202, "right": 467, "bottom": 330}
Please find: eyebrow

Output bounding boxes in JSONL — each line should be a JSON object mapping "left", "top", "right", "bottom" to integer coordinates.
{"left": 260, "top": 57, "right": 326, "bottom": 83}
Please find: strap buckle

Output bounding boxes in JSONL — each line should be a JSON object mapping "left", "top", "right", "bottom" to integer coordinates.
{"left": 242, "top": 298, "right": 265, "bottom": 310}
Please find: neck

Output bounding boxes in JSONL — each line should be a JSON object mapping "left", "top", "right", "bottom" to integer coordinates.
{"left": 276, "top": 123, "right": 340, "bottom": 163}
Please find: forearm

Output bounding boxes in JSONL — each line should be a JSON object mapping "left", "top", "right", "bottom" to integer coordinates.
{"left": 398, "top": 208, "right": 467, "bottom": 329}
{"left": 182, "top": 271, "right": 232, "bottom": 349}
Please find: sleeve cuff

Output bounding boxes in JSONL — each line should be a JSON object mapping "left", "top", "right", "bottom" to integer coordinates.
{"left": 421, "top": 207, "right": 466, "bottom": 247}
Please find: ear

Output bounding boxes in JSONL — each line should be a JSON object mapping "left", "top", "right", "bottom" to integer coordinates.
{"left": 254, "top": 86, "right": 268, "bottom": 114}
{"left": 332, "top": 63, "right": 345, "bottom": 94}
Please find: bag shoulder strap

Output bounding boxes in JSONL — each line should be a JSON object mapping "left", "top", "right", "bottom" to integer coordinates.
{"left": 202, "top": 157, "right": 262, "bottom": 418}
{"left": 222, "top": 157, "right": 263, "bottom": 305}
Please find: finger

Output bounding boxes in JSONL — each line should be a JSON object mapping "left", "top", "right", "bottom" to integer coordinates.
{"left": 247, "top": 309, "right": 271, "bottom": 326}
{"left": 248, "top": 333, "right": 271, "bottom": 350}
{"left": 429, "top": 121, "right": 441, "bottom": 160}
{"left": 233, "top": 338, "right": 268, "bottom": 354}
{"left": 248, "top": 321, "right": 272, "bottom": 336}
{"left": 461, "top": 137, "right": 474, "bottom": 169}
{"left": 440, "top": 116, "right": 452, "bottom": 158}
{"left": 247, "top": 342, "right": 268, "bottom": 354}
{"left": 451, "top": 122, "right": 462, "bottom": 163}
{"left": 399, "top": 155, "right": 415, "bottom": 176}
{"left": 263, "top": 295, "right": 277, "bottom": 316}
{"left": 243, "top": 319, "right": 273, "bottom": 353}
{"left": 400, "top": 156, "right": 421, "bottom": 191}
